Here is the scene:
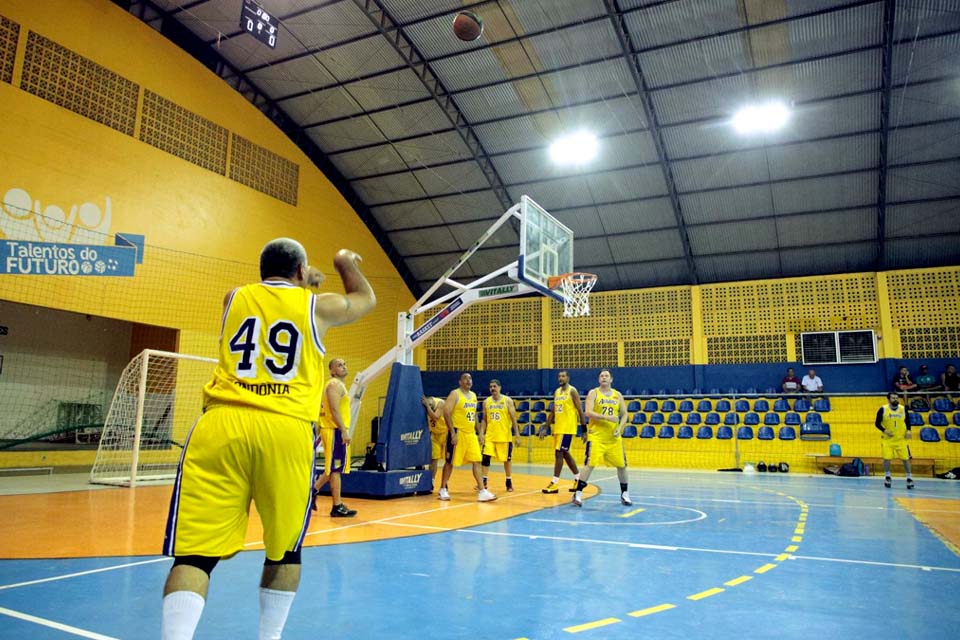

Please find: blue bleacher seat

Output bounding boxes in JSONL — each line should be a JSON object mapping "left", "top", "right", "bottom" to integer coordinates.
{"left": 920, "top": 427, "right": 940, "bottom": 442}
{"left": 764, "top": 413, "right": 781, "bottom": 425}
{"left": 678, "top": 426, "right": 694, "bottom": 439}
{"left": 717, "top": 426, "right": 733, "bottom": 439}
{"left": 800, "top": 422, "right": 831, "bottom": 440}
{"left": 754, "top": 399, "right": 770, "bottom": 412}
{"left": 785, "top": 412, "right": 801, "bottom": 425}
{"left": 691, "top": 388, "right": 702, "bottom": 395}
{"left": 517, "top": 400, "right": 530, "bottom": 412}
{"left": 661, "top": 400, "right": 676, "bottom": 412}
{"left": 659, "top": 426, "right": 675, "bottom": 439}
{"left": 538, "top": 425, "right": 552, "bottom": 437}
{"left": 650, "top": 413, "right": 664, "bottom": 425}
{"left": 644, "top": 400, "right": 658, "bottom": 412}
{"left": 945, "top": 427, "right": 960, "bottom": 443}
{"left": 745, "top": 387, "right": 758, "bottom": 395}
{"left": 724, "top": 413, "right": 739, "bottom": 426}
{"left": 758, "top": 426, "right": 775, "bottom": 440}
{"left": 638, "top": 389, "right": 651, "bottom": 396}
{"left": 734, "top": 399, "right": 750, "bottom": 413}
{"left": 623, "top": 389, "right": 634, "bottom": 397}
{"left": 806, "top": 413, "right": 823, "bottom": 425}
{"left": 726, "top": 387, "right": 739, "bottom": 395}
{"left": 673, "top": 388, "right": 685, "bottom": 396}
{"left": 697, "top": 426, "right": 714, "bottom": 439}
{"left": 954, "top": 413, "right": 960, "bottom": 426}
{"left": 640, "top": 426, "right": 656, "bottom": 438}
{"left": 930, "top": 412, "right": 949, "bottom": 427}
{"left": 520, "top": 424, "right": 536, "bottom": 437}
{"left": 622, "top": 425, "right": 638, "bottom": 438}
{"left": 705, "top": 412, "right": 720, "bottom": 425}
{"left": 708, "top": 388, "right": 721, "bottom": 396}
{"left": 715, "top": 399, "right": 731, "bottom": 412}
{"left": 764, "top": 387, "right": 777, "bottom": 395}
{"left": 697, "top": 399, "right": 712, "bottom": 412}
{"left": 657, "top": 388, "right": 668, "bottom": 396}
{"left": 631, "top": 413, "right": 646, "bottom": 425}
{"left": 531, "top": 400, "right": 545, "bottom": 412}
{"left": 794, "top": 398, "right": 811, "bottom": 412}
{"left": 532, "top": 412, "right": 547, "bottom": 424}
{"left": 779, "top": 426, "right": 797, "bottom": 440}
{"left": 744, "top": 412, "right": 760, "bottom": 425}
{"left": 547, "top": 401, "right": 554, "bottom": 412}
{"left": 686, "top": 413, "right": 702, "bottom": 425}
{"left": 908, "top": 412, "right": 924, "bottom": 427}
{"left": 813, "top": 398, "right": 831, "bottom": 412}
{"left": 933, "top": 398, "right": 955, "bottom": 412}
{"left": 737, "top": 426, "right": 754, "bottom": 440}
{"left": 668, "top": 412, "right": 683, "bottom": 425}
{"left": 518, "top": 411, "right": 530, "bottom": 424}
{"left": 679, "top": 400, "right": 694, "bottom": 412}
{"left": 627, "top": 400, "right": 642, "bottom": 412}
{"left": 773, "top": 398, "right": 791, "bottom": 412}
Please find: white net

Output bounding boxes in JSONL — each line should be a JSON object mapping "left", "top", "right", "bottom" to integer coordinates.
{"left": 556, "top": 272, "right": 597, "bottom": 318}
{"left": 90, "top": 350, "right": 215, "bottom": 487}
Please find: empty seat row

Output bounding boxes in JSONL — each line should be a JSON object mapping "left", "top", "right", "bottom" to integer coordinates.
{"left": 914, "top": 412, "right": 960, "bottom": 427}
{"left": 631, "top": 411, "right": 823, "bottom": 426}
{"left": 625, "top": 425, "right": 804, "bottom": 440}
{"left": 919, "top": 427, "right": 960, "bottom": 442}
{"left": 625, "top": 398, "right": 830, "bottom": 413}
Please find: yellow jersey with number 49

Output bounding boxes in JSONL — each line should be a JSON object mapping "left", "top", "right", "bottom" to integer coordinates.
{"left": 204, "top": 281, "right": 326, "bottom": 423}
{"left": 588, "top": 388, "right": 622, "bottom": 438}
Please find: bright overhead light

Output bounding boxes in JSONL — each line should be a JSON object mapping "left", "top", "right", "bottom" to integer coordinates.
{"left": 731, "top": 101, "right": 791, "bottom": 134}
{"left": 548, "top": 131, "right": 598, "bottom": 165}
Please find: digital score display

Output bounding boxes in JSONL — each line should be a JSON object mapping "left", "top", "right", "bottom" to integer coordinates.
{"left": 240, "top": 0, "right": 278, "bottom": 49}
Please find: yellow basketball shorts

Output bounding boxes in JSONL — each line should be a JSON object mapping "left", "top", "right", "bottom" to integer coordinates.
{"left": 447, "top": 429, "right": 482, "bottom": 466}
{"left": 163, "top": 406, "right": 315, "bottom": 561}
{"left": 318, "top": 427, "right": 349, "bottom": 475}
{"left": 881, "top": 438, "right": 910, "bottom": 461}
{"left": 584, "top": 436, "right": 626, "bottom": 468}
{"left": 482, "top": 439, "right": 513, "bottom": 462}
{"left": 431, "top": 429, "right": 448, "bottom": 461}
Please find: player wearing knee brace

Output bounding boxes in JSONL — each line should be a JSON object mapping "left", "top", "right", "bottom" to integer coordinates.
{"left": 480, "top": 379, "right": 520, "bottom": 492}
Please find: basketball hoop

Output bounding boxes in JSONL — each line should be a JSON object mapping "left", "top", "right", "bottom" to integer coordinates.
{"left": 548, "top": 272, "right": 597, "bottom": 318}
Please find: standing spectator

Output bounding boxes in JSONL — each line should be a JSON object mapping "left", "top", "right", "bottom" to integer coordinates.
{"left": 781, "top": 368, "right": 801, "bottom": 393}
{"left": 892, "top": 366, "right": 917, "bottom": 394}
{"left": 801, "top": 369, "right": 823, "bottom": 394}
{"left": 915, "top": 365, "right": 940, "bottom": 392}
{"left": 942, "top": 364, "right": 959, "bottom": 394}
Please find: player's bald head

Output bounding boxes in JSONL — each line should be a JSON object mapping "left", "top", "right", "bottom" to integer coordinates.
{"left": 260, "top": 238, "right": 307, "bottom": 280}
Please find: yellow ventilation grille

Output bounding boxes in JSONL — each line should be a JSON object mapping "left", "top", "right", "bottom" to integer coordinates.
{"left": 623, "top": 339, "right": 690, "bottom": 367}
{"left": 426, "top": 348, "right": 478, "bottom": 372}
{"left": 423, "top": 298, "right": 541, "bottom": 349}
{"left": 484, "top": 346, "right": 538, "bottom": 370}
{"left": 230, "top": 135, "right": 299, "bottom": 205}
{"left": 900, "top": 327, "right": 960, "bottom": 358}
{"left": 553, "top": 342, "right": 618, "bottom": 370}
{"left": 707, "top": 335, "right": 787, "bottom": 364}
{"left": 140, "top": 90, "right": 229, "bottom": 175}
{"left": 21, "top": 31, "right": 138, "bottom": 135}
{"left": 887, "top": 268, "right": 960, "bottom": 328}
{"left": 551, "top": 287, "right": 692, "bottom": 343}
{"left": 0, "top": 16, "right": 18, "bottom": 84}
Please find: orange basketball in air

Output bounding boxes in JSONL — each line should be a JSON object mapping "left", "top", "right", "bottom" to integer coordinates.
{"left": 453, "top": 11, "right": 483, "bottom": 42}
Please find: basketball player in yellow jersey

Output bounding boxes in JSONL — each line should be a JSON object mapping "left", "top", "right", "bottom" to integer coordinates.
{"left": 572, "top": 370, "right": 632, "bottom": 508}
{"left": 313, "top": 358, "right": 357, "bottom": 517}
{"left": 542, "top": 370, "right": 586, "bottom": 494}
{"left": 875, "top": 392, "right": 915, "bottom": 490}
{"left": 423, "top": 395, "right": 448, "bottom": 490}
{"left": 161, "top": 239, "right": 375, "bottom": 640}
{"left": 480, "top": 379, "right": 520, "bottom": 492}
{"left": 440, "top": 372, "right": 497, "bottom": 502}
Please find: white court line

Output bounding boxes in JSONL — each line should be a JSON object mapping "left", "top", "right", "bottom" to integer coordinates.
{"left": 792, "top": 554, "right": 960, "bottom": 573}
{"left": 0, "top": 606, "right": 119, "bottom": 639}
{"left": 590, "top": 494, "right": 959, "bottom": 513}
{"left": 0, "top": 558, "right": 170, "bottom": 591}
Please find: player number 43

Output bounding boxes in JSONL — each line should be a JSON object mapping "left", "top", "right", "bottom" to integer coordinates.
{"left": 229, "top": 316, "right": 301, "bottom": 381}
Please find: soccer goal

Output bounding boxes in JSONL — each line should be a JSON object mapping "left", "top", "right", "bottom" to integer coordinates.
{"left": 89, "top": 349, "right": 215, "bottom": 487}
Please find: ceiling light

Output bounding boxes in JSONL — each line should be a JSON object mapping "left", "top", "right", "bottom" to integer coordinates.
{"left": 731, "top": 101, "right": 791, "bottom": 134}
{"left": 548, "top": 131, "right": 598, "bottom": 165}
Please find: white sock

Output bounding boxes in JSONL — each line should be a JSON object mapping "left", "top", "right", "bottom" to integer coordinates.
{"left": 573, "top": 474, "right": 580, "bottom": 481}
{"left": 574, "top": 490, "right": 583, "bottom": 499}
{"left": 259, "top": 588, "right": 296, "bottom": 640}
{"left": 552, "top": 476, "right": 559, "bottom": 483}
{"left": 162, "top": 591, "right": 205, "bottom": 640}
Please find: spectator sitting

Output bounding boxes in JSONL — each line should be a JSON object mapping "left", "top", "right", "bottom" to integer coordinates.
{"left": 941, "top": 364, "right": 959, "bottom": 394}
{"left": 801, "top": 369, "right": 823, "bottom": 394}
{"left": 781, "top": 368, "right": 801, "bottom": 393}
{"left": 915, "top": 365, "right": 940, "bottom": 392}
{"left": 892, "top": 366, "right": 917, "bottom": 394}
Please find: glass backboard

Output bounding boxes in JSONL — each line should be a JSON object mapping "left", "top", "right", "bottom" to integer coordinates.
{"left": 517, "top": 195, "right": 573, "bottom": 303}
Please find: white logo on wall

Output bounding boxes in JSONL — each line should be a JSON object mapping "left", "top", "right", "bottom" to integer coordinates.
{"left": 2, "top": 187, "right": 112, "bottom": 244}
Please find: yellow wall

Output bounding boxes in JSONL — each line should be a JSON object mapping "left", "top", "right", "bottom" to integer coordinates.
{"left": 0, "top": 0, "right": 413, "bottom": 467}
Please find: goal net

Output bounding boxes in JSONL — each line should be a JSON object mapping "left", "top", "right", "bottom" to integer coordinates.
{"left": 90, "top": 349, "right": 216, "bottom": 487}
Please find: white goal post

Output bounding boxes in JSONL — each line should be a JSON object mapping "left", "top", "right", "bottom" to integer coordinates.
{"left": 89, "top": 349, "right": 216, "bottom": 487}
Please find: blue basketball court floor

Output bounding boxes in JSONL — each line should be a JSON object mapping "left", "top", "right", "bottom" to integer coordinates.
{"left": 2, "top": 467, "right": 959, "bottom": 639}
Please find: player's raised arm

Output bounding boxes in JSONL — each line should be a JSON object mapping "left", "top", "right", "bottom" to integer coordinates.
{"left": 312, "top": 249, "right": 376, "bottom": 333}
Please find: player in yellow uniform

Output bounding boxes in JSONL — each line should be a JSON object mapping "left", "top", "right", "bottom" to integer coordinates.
{"left": 572, "top": 370, "right": 631, "bottom": 508}
{"left": 313, "top": 358, "right": 356, "bottom": 517}
{"left": 480, "top": 379, "right": 520, "bottom": 492}
{"left": 161, "top": 240, "right": 375, "bottom": 640}
{"left": 439, "top": 372, "right": 497, "bottom": 502}
{"left": 875, "top": 392, "right": 914, "bottom": 490}
{"left": 423, "top": 396, "right": 448, "bottom": 491}
{"left": 541, "top": 370, "right": 586, "bottom": 494}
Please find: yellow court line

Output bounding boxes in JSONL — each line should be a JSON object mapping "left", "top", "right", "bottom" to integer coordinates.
{"left": 564, "top": 618, "right": 622, "bottom": 633}
{"left": 785, "top": 545, "right": 799, "bottom": 552}
{"left": 619, "top": 507, "right": 646, "bottom": 518}
{"left": 794, "top": 527, "right": 805, "bottom": 534}
{"left": 755, "top": 563, "right": 778, "bottom": 574}
{"left": 724, "top": 575, "right": 753, "bottom": 587}
{"left": 775, "top": 553, "right": 790, "bottom": 562}
{"left": 687, "top": 587, "right": 724, "bottom": 601}
{"left": 628, "top": 603, "right": 676, "bottom": 617}
{"left": 792, "top": 536, "right": 803, "bottom": 542}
